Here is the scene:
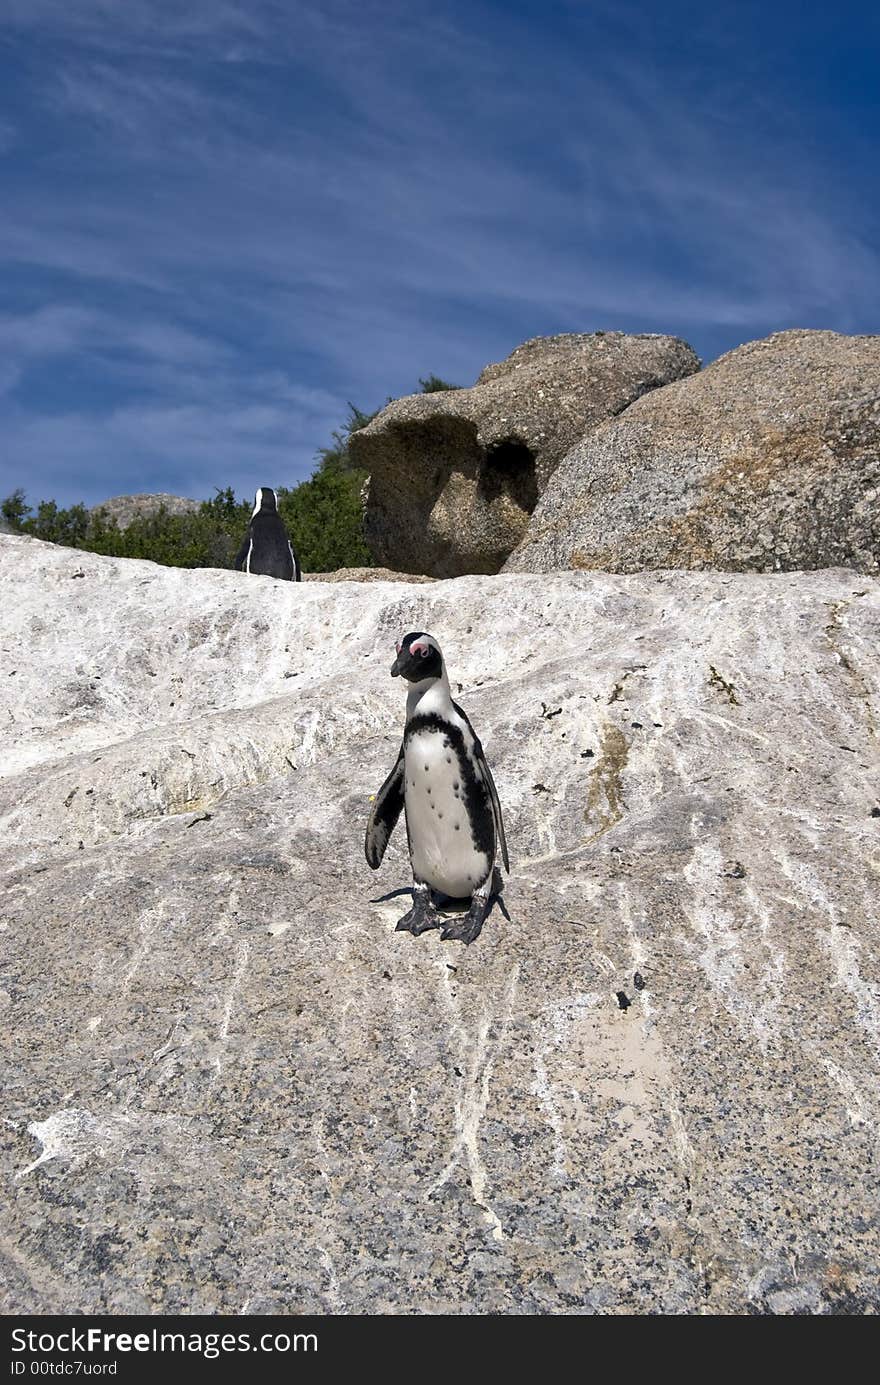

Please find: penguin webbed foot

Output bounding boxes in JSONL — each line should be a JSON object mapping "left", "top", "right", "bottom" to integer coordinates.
{"left": 440, "top": 895, "right": 489, "bottom": 946}
{"left": 395, "top": 889, "right": 442, "bottom": 936}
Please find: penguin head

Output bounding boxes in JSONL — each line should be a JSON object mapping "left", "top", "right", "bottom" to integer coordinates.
{"left": 253, "top": 487, "right": 279, "bottom": 516}
{"left": 391, "top": 631, "right": 444, "bottom": 683}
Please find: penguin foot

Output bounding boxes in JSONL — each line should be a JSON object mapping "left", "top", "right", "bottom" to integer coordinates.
{"left": 440, "top": 903, "right": 486, "bottom": 946}
{"left": 395, "top": 902, "right": 442, "bottom": 936}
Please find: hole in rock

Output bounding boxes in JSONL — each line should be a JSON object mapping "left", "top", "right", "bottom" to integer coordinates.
{"left": 481, "top": 437, "right": 539, "bottom": 513}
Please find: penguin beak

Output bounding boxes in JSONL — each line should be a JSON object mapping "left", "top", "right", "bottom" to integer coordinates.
{"left": 390, "top": 652, "right": 404, "bottom": 678}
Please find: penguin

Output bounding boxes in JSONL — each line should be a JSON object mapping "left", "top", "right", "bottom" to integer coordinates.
{"left": 365, "top": 631, "right": 509, "bottom": 945}
{"left": 234, "top": 488, "right": 301, "bottom": 581}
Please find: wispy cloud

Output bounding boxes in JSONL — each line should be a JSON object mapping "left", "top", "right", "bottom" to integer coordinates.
{"left": 1, "top": 382, "right": 345, "bottom": 507}
{"left": 0, "top": 301, "right": 344, "bottom": 502}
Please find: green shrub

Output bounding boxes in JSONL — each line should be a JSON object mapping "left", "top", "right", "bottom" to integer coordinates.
{"left": 2, "top": 481, "right": 373, "bottom": 573}
{"left": 1, "top": 489, "right": 29, "bottom": 528}
{"left": 418, "top": 374, "right": 460, "bottom": 393}
{"left": 279, "top": 470, "right": 371, "bottom": 571}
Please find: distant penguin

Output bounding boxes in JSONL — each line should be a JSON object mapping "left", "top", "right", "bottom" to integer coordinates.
{"left": 234, "top": 488, "right": 301, "bottom": 581}
{"left": 365, "top": 631, "right": 509, "bottom": 945}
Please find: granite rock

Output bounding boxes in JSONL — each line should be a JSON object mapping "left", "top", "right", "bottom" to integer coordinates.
{"left": 507, "top": 330, "right": 880, "bottom": 575}
{"left": 90, "top": 493, "right": 201, "bottom": 529}
{"left": 1, "top": 534, "right": 879, "bottom": 1314}
{"left": 304, "top": 567, "right": 436, "bottom": 584}
{"left": 353, "top": 333, "right": 700, "bottom": 577}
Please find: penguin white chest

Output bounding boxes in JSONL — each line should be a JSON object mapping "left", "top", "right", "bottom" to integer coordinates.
{"left": 404, "top": 729, "right": 488, "bottom": 897}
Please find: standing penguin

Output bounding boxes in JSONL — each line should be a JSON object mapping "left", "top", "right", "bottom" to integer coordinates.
{"left": 365, "top": 631, "right": 509, "bottom": 945}
{"left": 234, "top": 488, "right": 301, "bottom": 581}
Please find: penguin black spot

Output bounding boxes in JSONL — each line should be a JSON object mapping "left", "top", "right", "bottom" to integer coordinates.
{"left": 455, "top": 824, "right": 460, "bottom": 831}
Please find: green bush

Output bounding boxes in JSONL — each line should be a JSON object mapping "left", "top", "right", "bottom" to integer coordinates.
{"left": 279, "top": 470, "right": 371, "bottom": 571}
{"left": 3, "top": 479, "right": 372, "bottom": 573}
{"left": 1, "top": 372, "right": 460, "bottom": 573}
{"left": 1, "top": 489, "right": 30, "bottom": 528}
{"left": 418, "top": 374, "right": 460, "bottom": 394}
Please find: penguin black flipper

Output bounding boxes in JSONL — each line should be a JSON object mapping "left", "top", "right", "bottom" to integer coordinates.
{"left": 289, "top": 542, "right": 302, "bottom": 582}
{"left": 365, "top": 744, "right": 405, "bottom": 869}
{"left": 453, "top": 701, "right": 509, "bottom": 874}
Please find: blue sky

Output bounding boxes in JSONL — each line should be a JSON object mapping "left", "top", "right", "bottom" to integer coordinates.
{"left": 1, "top": 0, "right": 878, "bottom": 508}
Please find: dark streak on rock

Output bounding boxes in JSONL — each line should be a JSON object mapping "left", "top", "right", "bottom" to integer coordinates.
{"left": 708, "top": 665, "right": 740, "bottom": 705}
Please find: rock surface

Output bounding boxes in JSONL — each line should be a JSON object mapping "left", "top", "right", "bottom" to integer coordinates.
{"left": 304, "top": 567, "right": 436, "bottom": 584}
{"left": 1, "top": 533, "right": 879, "bottom": 1315}
{"left": 507, "top": 330, "right": 880, "bottom": 576}
{"left": 353, "top": 333, "right": 700, "bottom": 577}
{"left": 90, "top": 493, "right": 201, "bottom": 529}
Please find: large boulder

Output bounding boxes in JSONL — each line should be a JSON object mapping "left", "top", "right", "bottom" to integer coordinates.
{"left": 90, "top": 493, "right": 200, "bottom": 529}
{"left": 1, "top": 535, "right": 879, "bottom": 1314}
{"left": 507, "top": 330, "right": 880, "bottom": 575}
{"left": 352, "top": 333, "right": 700, "bottom": 577}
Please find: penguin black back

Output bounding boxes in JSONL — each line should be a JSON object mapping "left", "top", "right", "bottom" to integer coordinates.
{"left": 234, "top": 487, "right": 301, "bottom": 581}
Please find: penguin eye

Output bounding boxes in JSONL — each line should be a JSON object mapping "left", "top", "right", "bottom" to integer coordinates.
{"left": 419, "top": 646, "right": 429, "bottom": 657}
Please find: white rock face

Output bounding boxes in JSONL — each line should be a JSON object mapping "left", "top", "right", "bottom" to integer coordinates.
{"left": 1, "top": 533, "right": 879, "bottom": 1314}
